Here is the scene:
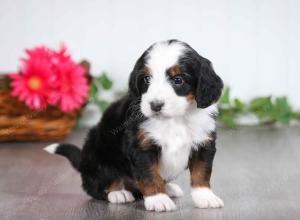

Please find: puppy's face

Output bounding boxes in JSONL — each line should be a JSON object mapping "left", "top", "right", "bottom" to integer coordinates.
{"left": 129, "top": 40, "right": 223, "bottom": 118}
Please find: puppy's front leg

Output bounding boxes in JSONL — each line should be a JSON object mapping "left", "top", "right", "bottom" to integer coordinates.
{"left": 132, "top": 152, "right": 176, "bottom": 212}
{"left": 189, "top": 140, "right": 224, "bottom": 208}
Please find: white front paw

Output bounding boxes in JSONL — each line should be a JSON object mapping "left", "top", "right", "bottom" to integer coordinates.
{"left": 165, "top": 183, "right": 184, "bottom": 198}
{"left": 108, "top": 190, "right": 135, "bottom": 203}
{"left": 144, "top": 193, "right": 177, "bottom": 212}
{"left": 191, "top": 187, "right": 224, "bottom": 208}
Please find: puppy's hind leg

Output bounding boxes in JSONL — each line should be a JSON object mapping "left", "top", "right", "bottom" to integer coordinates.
{"left": 107, "top": 190, "right": 135, "bottom": 204}
{"left": 81, "top": 172, "right": 108, "bottom": 200}
{"left": 107, "top": 179, "right": 135, "bottom": 204}
{"left": 81, "top": 169, "right": 135, "bottom": 203}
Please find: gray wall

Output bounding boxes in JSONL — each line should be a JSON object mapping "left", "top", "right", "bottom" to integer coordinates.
{"left": 1, "top": 0, "right": 300, "bottom": 107}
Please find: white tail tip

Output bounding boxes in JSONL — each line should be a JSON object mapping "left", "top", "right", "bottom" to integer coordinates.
{"left": 44, "top": 143, "right": 59, "bottom": 154}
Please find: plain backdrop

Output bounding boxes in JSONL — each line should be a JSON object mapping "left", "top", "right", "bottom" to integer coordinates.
{"left": 0, "top": 0, "right": 300, "bottom": 108}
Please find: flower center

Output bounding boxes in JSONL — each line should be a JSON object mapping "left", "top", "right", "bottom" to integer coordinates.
{"left": 28, "top": 77, "right": 42, "bottom": 90}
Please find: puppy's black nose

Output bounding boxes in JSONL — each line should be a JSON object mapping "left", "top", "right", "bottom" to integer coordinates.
{"left": 150, "top": 101, "right": 164, "bottom": 112}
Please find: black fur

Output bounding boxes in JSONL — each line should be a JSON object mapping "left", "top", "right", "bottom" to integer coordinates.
{"left": 48, "top": 39, "right": 223, "bottom": 202}
{"left": 195, "top": 60, "right": 223, "bottom": 108}
{"left": 189, "top": 140, "right": 217, "bottom": 185}
{"left": 55, "top": 144, "right": 81, "bottom": 170}
{"left": 129, "top": 49, "right": 151, "bottom": 96}
{"left": 177, "top": 41, "right": 224, "bottom": 108}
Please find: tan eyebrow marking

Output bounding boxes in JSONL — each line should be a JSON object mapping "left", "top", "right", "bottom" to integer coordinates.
{"left": 167, "top": 65, "right": 181, "bottom": 77}
{"left": 144, "top": 66, "right": 152, "bottom": 75}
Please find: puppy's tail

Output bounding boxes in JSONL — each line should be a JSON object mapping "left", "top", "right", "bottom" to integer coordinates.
{"left": 44, "top": 143, "right": 81, "bottom": 171}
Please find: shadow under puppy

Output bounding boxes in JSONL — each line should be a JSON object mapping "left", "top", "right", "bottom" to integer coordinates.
{"left": 45, "top": 39, "right": 224, "bottom": 212}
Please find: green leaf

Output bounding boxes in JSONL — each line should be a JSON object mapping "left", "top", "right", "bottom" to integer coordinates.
{"left": 274, "top": 97, "right": 291, "bottom": 113}
{"left": 218, "top": 108, "right": 237, "bottom": 128}
{"left": 216, "top": 86, "right": 299, "bottom": 127}
{"left": 219, "top": 114, "right": 237, "bottom": 128}
{"left": 89, "top": 82, "right": 98, "bottom": 100}
{"left": 0, "top": 85, "right": 6, "bottom": 91}
{"left": 249, "top": 96, "right": 274, "bottom": 121}
{"left": 273, "top": 97, "right": 292, "bottom": 125}
{"left": 249, "top": 97, "right": 272, "bottom": 111}
{"left": 291, "top": 111, "right": 300, "bottom": 120}
{"left": 233, "top": 98, "right": 246, "bottom": 111}
{"left": 277, "top": 114, "right": 291, "bottom": 125}
{"left": 95, "top": 99, "right": 110, "bottom": 111}
{"left": 219, "top": 87, "right": 230, "bottom": 105}
{"left": 97, "top": 73, "right": 113, "bottom": 90}
{"left": 88, "top": 73, "right": 113, "bottom": 112}
{"left": 0, "top": 78, "right": 10, "bottom": 91}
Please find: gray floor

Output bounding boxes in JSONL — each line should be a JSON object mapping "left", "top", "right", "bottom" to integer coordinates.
{"left": 1, "top": 126, "right": 300, "bottom": 220}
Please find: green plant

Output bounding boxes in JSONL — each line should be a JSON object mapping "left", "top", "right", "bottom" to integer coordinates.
{"left": 218, "top": 87, "right": 300, "bottom": 128}
{"left": 89, "top": 72, "right": 113, "bottom": 111}
{"left": 218, "top": 87, "right": 246, "bottom": 128}
{"left": 0, "top": 77, "right": 10, "bottom": 91}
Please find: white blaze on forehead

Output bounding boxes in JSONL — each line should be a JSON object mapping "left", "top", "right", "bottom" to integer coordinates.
{"left": 146, "top": 41, "right": 186, "bottom": 75}
{"left": 140, "top": 41, "right": 190, "bottom": 117}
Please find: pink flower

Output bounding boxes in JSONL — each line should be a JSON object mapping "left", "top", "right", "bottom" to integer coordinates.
{"left": 49, "top": 61, "right": 89, "bottom": 112}
{"left": 47, "top": 46, "right": 89, "bottom": 112}
{"left": 10, "top": 47, "right": 56, "bottom": 110}
{"left": 9, "top": 45, "right": 89, "bottom": 112}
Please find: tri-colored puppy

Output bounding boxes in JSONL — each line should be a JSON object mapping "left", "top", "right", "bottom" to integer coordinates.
{"left": 45, "top": 39, "right": 224, "bottom": 212}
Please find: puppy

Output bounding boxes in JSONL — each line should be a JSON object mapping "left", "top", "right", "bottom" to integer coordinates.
{"left": 45, "top": 39, "right": 224, "bottom": 212}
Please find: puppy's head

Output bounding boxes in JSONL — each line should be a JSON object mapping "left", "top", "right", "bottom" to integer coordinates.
{"left": 129, "top": 39, "right": 223, "bottom": 118}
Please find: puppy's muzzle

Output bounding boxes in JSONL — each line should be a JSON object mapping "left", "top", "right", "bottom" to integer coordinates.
{"left": 150, "top": 101, "right": 164, "bottom": 112}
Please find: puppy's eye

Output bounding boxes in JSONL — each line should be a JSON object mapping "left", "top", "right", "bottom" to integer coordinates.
{"left": 143, "top": 75, "right": 152, "bottom": 84}
{"left": 173, "top": 76, "right": 183, "bottom": 85}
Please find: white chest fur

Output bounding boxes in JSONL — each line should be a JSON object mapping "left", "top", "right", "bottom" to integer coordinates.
{"left": 140, "top": 104, "right": 217, "bottom": 182}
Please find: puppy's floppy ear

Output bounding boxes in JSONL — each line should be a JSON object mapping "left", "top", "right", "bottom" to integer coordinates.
{"left": 129, "top": 53, "right": 146, "bottom": 96}
{"left": 129, "top": 46, "right": 153, "bottom": 96}
{"left": 129, "top": 68, "right": 140, "bottom": 96}
{"left": 195, "top": 60, "right": 223, "bottom": 108}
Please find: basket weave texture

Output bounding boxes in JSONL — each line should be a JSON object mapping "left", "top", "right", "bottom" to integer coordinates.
{"left": 0, "top": 76, "right": 81, "bottom": 142}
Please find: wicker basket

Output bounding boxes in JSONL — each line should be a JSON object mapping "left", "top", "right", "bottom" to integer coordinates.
{"left": 0, "top": 62, "right": 90, "bottom": 142}
{"left": 0, "top": 88, "right": 80, "bottom": 141}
